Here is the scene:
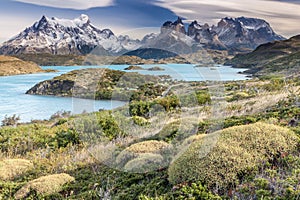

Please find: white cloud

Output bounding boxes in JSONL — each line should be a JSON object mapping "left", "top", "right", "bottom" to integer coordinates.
{"left": 155, "top": 0, "right": 300, "bottom": 37}
{"left": 0, "top": 15, "right": 37, "bottom": 44}
{"left": 13, "top": 0, "right": 114, "bottom": 10}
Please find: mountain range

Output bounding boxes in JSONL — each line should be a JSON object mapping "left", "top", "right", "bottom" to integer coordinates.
{"left": 0, "top": 14, "right": 285, "bottom": 57}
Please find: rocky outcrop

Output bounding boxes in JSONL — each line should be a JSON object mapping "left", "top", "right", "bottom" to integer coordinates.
{"left": 26, "top": 68, "right": 165, "bottom": 100}
{"left": 187, "top": 21, "right": 226, "bottom": 49}
{"left": 161, "top": 17, "right": 186, "bottom": 35}
{"left": 124, "top": 65, "right": 144, "bottom": 70}
{"left": 212, "top": 17, "right": 285, "bottom": 49}
{"left": 26, "top": 79, "right": 75, "bottom": 96}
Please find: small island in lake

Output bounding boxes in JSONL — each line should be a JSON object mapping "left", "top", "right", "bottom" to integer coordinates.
{"left": 124, "top": 65, "right": 165, "bottom": 71}
{"left": 124, "top": 65, "right": 145, "bottom": 70}
{"left": 148, "top": 66, "right": 165, "bottom": 71}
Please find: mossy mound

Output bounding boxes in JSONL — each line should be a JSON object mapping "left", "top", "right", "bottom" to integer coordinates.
{"left": 124, "top": 153, "right": 165, "bottom": 173}
{"left": 14, "top": 173, "right": 75, "bottom": 199}
{"left": 115, "top": 140, "right": 172, "bottom": 169}
{"left": 0, "top": 159, "right": 33, "bottom": 180}
{"left": 168, "top": 122, "right": 299, "bottom": 190}
{"left": 126, "top": 140, "right": 170, "bottom": 154}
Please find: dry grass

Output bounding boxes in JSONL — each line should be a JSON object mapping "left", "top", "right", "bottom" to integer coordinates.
{"left": 124, "top": 153, "right": 165, "bottom": 173}
{"left": 125, "top": 140, "right": 170, "bottom": 154}
{"left": 26, "top": 146, "right": 96, "bottom": 173}
{"left": 168, "top": 122, "right": 299, "bottom": 190}
{"left": 14, "top": 173, "right": 75, "bottom": 199}
{"left": 0, "top": 159, "right": 33, "bottom": 180}
{"left": 0, "top": 55, "right": 43, "bottom": 76}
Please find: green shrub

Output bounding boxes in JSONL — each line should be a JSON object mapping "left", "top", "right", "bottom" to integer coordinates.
{"left": 196, "top": 90, "right": 211, "bottom": 105}
{"left": 0, "top": 124, "right": 68, "bottom": 155}
{"left": 177, "top": 182, "right": 221, "bottom": 200}
{"left": 132, "top": 116, "right": 150, "bottom": 126}
{"left": 155, "top": 95, "right": 180, "bottom": 112}
{"left": 168, "top": 122, "right": 299, "bottom": 192}
{"left": 0, "top": 181, "right": 21, "bottom": 199}
{"left": 138, "top": 182, "right": 221, "bottom": 200}
{"left": 129, "top": 101, "right": 153, "bottom": 118}
{"left": 96, "top": 111, "right": 125, "bottom": 140}
{"left": 152, "top": 118, "right": 199, "bottom": 143}
{"left": 152, "top": 121, "right": 180, "bottom": 142}
{"left": 53, "top": 129, "right": 80, "bottom": 148}
{"left": 227, "top": 91, "right": 251, "bottom": 102}
{"left": 262, "top": 78, "right": 285, "bottom": 92}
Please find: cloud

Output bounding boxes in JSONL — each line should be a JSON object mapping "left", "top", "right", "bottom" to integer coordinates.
{"left": 155, "top": 0, "right": 300, "bottom": 37}
{"left": 0, "top": 14, "right": 37, "bottom": 44}
{"left": 13, "top": 0, "right": 114, "bottom": 10}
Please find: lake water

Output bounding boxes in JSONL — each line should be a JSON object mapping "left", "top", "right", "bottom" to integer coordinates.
{"left": 0, "top": 64, "right": 248, "bottom": 123}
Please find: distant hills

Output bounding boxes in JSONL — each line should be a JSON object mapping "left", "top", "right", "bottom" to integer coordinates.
{"left": 0, "top": 56, "right": 44, "bottom": 76}
{"left": 227, "top": 35, "right": 300, "bottom": 76}
{"left": 0, "top": 15, "right": 285, "bottom": 57}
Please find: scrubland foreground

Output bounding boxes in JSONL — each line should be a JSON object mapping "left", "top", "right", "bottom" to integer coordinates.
{"left": 1, "top": 75, "right": 300, "bottom": 199}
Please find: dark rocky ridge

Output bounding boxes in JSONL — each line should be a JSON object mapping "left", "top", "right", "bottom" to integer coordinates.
{"left": 227, "top": 34, "right": 300, "bottom": 76}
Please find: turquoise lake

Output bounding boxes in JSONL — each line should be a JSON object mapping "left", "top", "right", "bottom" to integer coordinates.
{"left": 0, "top": 64, "right": 248, "bottom": 122}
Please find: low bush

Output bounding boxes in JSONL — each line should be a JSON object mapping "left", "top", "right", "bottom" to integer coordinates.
{"left": 115, "top": 140, "right": 171, "bottom": 168}
{"left": 132, "top": 116, "right": 150, "bottom": 126}
{"left": 168, "top": 122, "right": 299, "bottom": 193}
{"left": 124, "top": 153, "right": 165, "bottom": 173}
{"left": 196, "top": 90, "right": 212, "bottom": 105}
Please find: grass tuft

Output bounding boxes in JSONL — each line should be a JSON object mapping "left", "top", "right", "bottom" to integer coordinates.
{"left": 0, "top": 159, "right": 33, "bottom": 180}
{"left": 14, "top": 173, "right": 75, "bottom": 199}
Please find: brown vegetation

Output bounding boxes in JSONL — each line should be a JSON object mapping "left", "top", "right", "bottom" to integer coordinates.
{"left": 0, "top": 55, "right": 43, "bottom": 76}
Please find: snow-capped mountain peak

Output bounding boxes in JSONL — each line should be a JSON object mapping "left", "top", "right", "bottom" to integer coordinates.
{"left": 0, "top": 15, "right": 285, "bottom": 56}
{"left": 0, "top": 14, "right": 139, "bottom": 55}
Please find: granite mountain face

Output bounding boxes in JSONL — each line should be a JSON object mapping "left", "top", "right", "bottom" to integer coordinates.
{"left": 212, "top": 17, "right": 285, "bottom": 49}
{"left": 149, "top": 16, "right": 285, "bottom": 52}
{"left": 0, "top": 15, "right": 285, "bottom": 56}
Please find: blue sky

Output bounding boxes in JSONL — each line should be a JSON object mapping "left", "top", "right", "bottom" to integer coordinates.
{"left": 1, "top": 0, "right": 300, "bottom": 43}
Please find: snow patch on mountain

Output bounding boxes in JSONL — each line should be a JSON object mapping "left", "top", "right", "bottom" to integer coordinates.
{"left": 0, "top": 14, "right": 140, "bottom": 55}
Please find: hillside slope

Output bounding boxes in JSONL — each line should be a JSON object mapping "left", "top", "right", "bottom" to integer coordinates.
{"left": 228, "top": 35, "right": 300, "bottom": 75}
{"left": 0, "top": 55, "right": 43, "bottom": 76}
